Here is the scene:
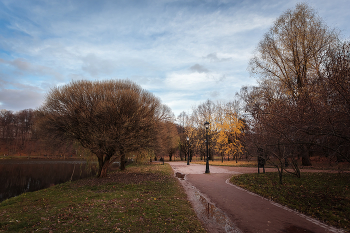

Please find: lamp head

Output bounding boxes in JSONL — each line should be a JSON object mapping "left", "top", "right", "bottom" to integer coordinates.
{"left": 204, "top": 121, "right": 210, "bottom": 129}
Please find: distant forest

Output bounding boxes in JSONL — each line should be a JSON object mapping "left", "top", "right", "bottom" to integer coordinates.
{"left": 0, "top": 109, "right": 75, "bottom": 158}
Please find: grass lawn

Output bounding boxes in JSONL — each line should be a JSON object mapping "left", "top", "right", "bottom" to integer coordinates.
{"left": 0, "top": 163, "right": 206, "bottom": 233}
{"left": 192, "top": 160, "right": 257, "bottom": 167}
{"left": 230, "top": 172, "right": 350, "bottom": 231}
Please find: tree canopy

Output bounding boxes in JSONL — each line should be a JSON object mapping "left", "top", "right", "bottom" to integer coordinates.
{"left": 242, "top": 3, "right": 349, "bottom": 183}
{"left": 37, "top": 79, "right": 172, "bottom": 177}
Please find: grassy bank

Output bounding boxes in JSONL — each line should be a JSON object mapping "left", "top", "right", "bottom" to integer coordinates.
{"left": 0, "top": 163, "right": 206, "bottom": 233}
{"left": 192, "top": 160, "right": 257, "bottom": 167}
{"left": 230, "top": 172, "right": 350, "bottom": 231}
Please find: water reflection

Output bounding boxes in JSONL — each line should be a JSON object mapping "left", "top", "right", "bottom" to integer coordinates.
{"left": 0, "top": 160, "right": 97, "bottom": 202}
{"left": 175, "top": 172, "right": 242, "bottom": 233}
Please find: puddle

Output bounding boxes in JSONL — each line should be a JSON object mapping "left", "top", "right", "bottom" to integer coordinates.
{"left": 172, "top": 168, "right": 241, "bottom": 232}
{"left": 175, "top": 172, "right": 185, "bottom": 179}
{"left": 193, "top": 191, "right": 242, "bottom": 233}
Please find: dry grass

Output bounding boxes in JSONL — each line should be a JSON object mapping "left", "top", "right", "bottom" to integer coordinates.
{"left": 192, "top": 160, "right": 257, "bottom": 167}
{"left": 0, "top": 163, "right": 206, "bottom": 233}
{"left": 230, "top": 172, "right": 350, "bottom": 231}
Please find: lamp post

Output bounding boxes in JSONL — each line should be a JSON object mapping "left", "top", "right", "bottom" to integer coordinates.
{"left": 187, "top": 137, "right": 190, "bottom": 165}
{"left": 204, "top": 121, "right": 210, "bottom": 173}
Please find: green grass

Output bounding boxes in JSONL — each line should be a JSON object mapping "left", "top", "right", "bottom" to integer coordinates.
{"left": 192, "top": 160, "right": 258, "bottom": 167}
{"left": 230, "top": 172, "right": 350, "bottom": 231}
{"left": 0, "top": 163, "right": 206, "bottom": 233}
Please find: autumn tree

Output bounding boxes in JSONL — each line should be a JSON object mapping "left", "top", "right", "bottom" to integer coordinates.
{"left": 247, "top": 3, "right": 339, "bottom": 166}
{"left": 164, "top": 121, "right": 179, "bottom": 161}
{"left": 182, "top": 99, "right": 245, "bottom": 163}
{"left": 154, "top": 105, "right": 178, "bottom": 161}
{"left": 37, "top": 80, "right": 169, "bottom": 177}
{"left": 214, "top": 102, "right": 244, "bottom": 163}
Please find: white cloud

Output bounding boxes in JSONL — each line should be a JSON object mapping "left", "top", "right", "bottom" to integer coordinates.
{"left": 0, "top": 0, "right": 349, "bottom": 115}
{"left": 0, "top": 88, "right": 44, "bottom": 111}
{"left": 164, "top": 71, "right": 225, "bottom": 91}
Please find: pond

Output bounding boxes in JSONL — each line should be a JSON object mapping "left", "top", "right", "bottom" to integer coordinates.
{"left": 0, "top": 159, "right": 97, "bottom": 203}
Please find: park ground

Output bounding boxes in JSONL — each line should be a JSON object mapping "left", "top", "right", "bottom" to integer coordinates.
{"left": 0, "top": 158, "right": 349, "bottom": 232}
{"left": 170, "top": 161, "right": 349, "bottom": 232}
{"left": 0, "top": 163, "right": 206, "bottom": 232}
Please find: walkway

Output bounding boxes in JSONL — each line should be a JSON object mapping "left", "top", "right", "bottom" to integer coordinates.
{"left": 168, "top": 162, "right": 345, "bottom": 233}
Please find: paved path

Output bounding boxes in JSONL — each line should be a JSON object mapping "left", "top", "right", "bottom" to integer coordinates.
{"left": 168, "top": 162, "right": 345, "bottom": 233}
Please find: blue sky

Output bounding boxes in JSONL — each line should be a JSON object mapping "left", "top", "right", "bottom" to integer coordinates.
{"left": 0, "top": 0, "right": 349, "bottom": 116}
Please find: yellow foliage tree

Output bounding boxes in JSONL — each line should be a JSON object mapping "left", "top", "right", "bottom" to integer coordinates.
{"left": 214, "top": 108, "right": 244, "bottom": 162}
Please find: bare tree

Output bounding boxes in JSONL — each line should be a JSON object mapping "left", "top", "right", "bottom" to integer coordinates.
{"left": 177, "top": 111, "right": 188, "bottom": 161}
{"left": 156, "top": 121, "right": 179, "bottom": 161}
{"left": 248, "top": 3, "right": 339, "bottom": 166}
{"left": 309, "top": 41, "right": 350, "bottom": 163}
{"left": 17, "top": 109, "right": 34, "bottom": 150}
{"left": 154, "top": 105, "right": 178, "bottom": 161}
{"left": 37, "top": 80, "right": 168, "bottom": 177}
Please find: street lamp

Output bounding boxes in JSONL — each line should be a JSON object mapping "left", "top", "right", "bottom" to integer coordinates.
{"left": 204, "top": 121, "right": 210, "bottom": 173}
{"left": 187, "top": 137, "right": 190, "bottom": 165}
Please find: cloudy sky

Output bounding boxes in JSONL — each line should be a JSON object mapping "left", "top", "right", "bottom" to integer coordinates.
{"left": 0, "top": 0, "right": 349, "bottom": 116}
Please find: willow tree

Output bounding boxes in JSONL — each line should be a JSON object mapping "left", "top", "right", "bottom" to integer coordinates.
{"left": 248, "top": 3, "right": 339, "bottom": 166}
{"left": 37, "top": 80, "right": 167, "bottom": 177}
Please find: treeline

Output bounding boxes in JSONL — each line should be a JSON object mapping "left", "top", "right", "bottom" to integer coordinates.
{"left": 1, "top": 80, "right": 180, "bottom": 178}
{"left": 238, "top": 4, "right": 350, "bottom": 183}
{"left": 2, "top": 4, "right": 349, "bottom": 182}
{"left": 0, "top": 109, "right": 35, "bottom": 156}
{"left": 175, "top": 4, "right": 350, "bottom": 184}
{"left": 0, "top": 107, "right": 179, "bottom": 162}
{"left": 176, "top": 100, "right": 245, "bottom": 163}
{"left": 0, "top": 109, "right": 77, "bottom": 157}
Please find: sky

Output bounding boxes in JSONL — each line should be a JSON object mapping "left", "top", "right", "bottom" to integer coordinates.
{"left": 0, "top": 0, "right": 349, "bottom": 117}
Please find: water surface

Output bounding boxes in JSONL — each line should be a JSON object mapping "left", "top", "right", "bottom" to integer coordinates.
{"left": 0, "top": 159, "right": 96, "bottom": 202}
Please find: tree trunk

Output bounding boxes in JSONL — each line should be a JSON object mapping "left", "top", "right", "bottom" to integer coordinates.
{"left": 120, "top": 153, "right": 126, "bottom": 170}
{"left": 180, "top": 150, "right": 184, "bottom": 161}
{"left": 97, "top": 156, "right": 103, "bottom": 177}
{"left": 302, "top": 155, "right": 312, "bottom": 166}
{"left": 169, "top": 153, "right": 173, "bottom": 161}
{"left": 291, "top": 158, "right": 301, "bottom": 178}
{"left": 278, "top": 170, "right": 283, "bottom": 185}
{"left": 301, "top": 145, "right": 312, "bottom": 166}
{"left": 99, "top": 161, "right": 110, "bottom": 178}
{"left": 97, "top": 156, "right": 111, "bottom": 178}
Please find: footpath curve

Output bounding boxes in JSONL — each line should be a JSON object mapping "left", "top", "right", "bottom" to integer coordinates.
{"left": 168, "top": 161, "right": 346, "bottom": 233}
